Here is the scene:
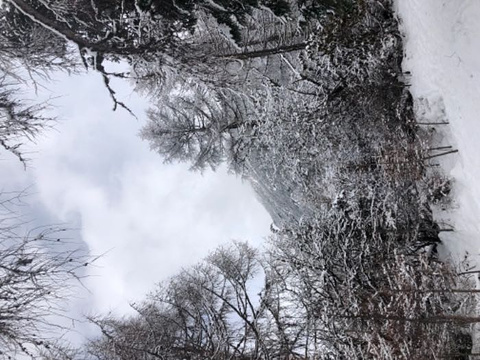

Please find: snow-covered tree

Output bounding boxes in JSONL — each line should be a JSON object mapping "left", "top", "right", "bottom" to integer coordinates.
{"left": 142, "top": 83, "right": 256, "bottom": 170}
{"left": 86, "top": 242, "right": 271, "bottom": 360}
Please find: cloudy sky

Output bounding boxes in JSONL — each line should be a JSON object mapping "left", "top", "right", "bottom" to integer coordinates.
{"left": 3, "top": 69, "right": 272, "bottom": 340}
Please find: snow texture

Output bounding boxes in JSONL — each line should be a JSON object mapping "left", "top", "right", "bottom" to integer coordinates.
{"left": 396, "top": 0, "right": 480, "bottom": 351}
{"left": 395, "top": 0, "right": 480, "bottom": 263}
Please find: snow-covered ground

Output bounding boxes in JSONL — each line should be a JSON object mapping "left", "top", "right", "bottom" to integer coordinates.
{"left": 395, "top": 2, "right": 480, "bottom": 350}
{"left": 395, "top": 0, "right": 480, "bottom": 266}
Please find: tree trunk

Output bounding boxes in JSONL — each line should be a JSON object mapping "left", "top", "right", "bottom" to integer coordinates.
{"left": 7, "top": 0, "right": 152, "bottom": 55}
{"left": 219, "top": 42, "right": 308, "bottom": 60}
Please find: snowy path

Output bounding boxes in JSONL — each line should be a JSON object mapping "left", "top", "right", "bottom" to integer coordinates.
{"left": 395, "top": 0, "right": 480, "bottom": 264}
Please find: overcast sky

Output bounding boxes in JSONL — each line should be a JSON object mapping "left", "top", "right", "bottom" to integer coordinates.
{"left": 2, "top": 69, "right": 272, "bottom": 341}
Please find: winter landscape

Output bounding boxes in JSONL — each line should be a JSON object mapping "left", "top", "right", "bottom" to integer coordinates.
{"left": 0, "top": 0, "right": 480, "bottom": 359}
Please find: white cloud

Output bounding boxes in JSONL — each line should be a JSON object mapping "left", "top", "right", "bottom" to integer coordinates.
{"left": 7, "top": 70, "right": 272, "bottom": 318}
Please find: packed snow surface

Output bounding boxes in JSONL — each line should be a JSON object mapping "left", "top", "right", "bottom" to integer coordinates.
{"left": 395, "top": 0, "right": 480, "bottom": 265}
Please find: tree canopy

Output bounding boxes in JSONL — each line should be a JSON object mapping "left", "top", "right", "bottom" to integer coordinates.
{"left": 0, "top": 0, "right": 476, "bottom": 358}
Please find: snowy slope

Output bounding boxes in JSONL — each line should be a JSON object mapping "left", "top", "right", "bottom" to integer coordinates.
{"left": 395, "top": 0, "right": 480, "bottom": 265}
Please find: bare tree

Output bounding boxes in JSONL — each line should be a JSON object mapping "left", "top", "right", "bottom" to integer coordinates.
{"left": 85, "top": 242, "right": 277, "bottom": 360}
{"left": 0, "top": 192, "right": 91, "bottom": 359}
{"left": 0, "top": 1, "right": 80, "bottom": 164}
{"left": 0, "top": 85, "right": 54, "bottom": 165}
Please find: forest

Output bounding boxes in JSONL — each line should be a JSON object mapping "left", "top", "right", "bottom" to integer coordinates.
{"left": 0, "top": 0, "right": 477, "bottom": 359}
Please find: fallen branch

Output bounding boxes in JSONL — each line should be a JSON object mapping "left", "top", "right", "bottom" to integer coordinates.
{"left": 423, "top": 149, "right": 458, "bottom": 160}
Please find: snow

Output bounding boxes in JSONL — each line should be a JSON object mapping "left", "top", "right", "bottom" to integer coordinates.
{"left": 395, "top": 0, "right": 480, "bottom": 264}
{"left": 395, "top": 1, "right": 480, "bottom": 349}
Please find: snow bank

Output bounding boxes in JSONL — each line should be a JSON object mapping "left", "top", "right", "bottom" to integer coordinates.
{"left": 395, "top": 0, "right": 480, "bottom": 264}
